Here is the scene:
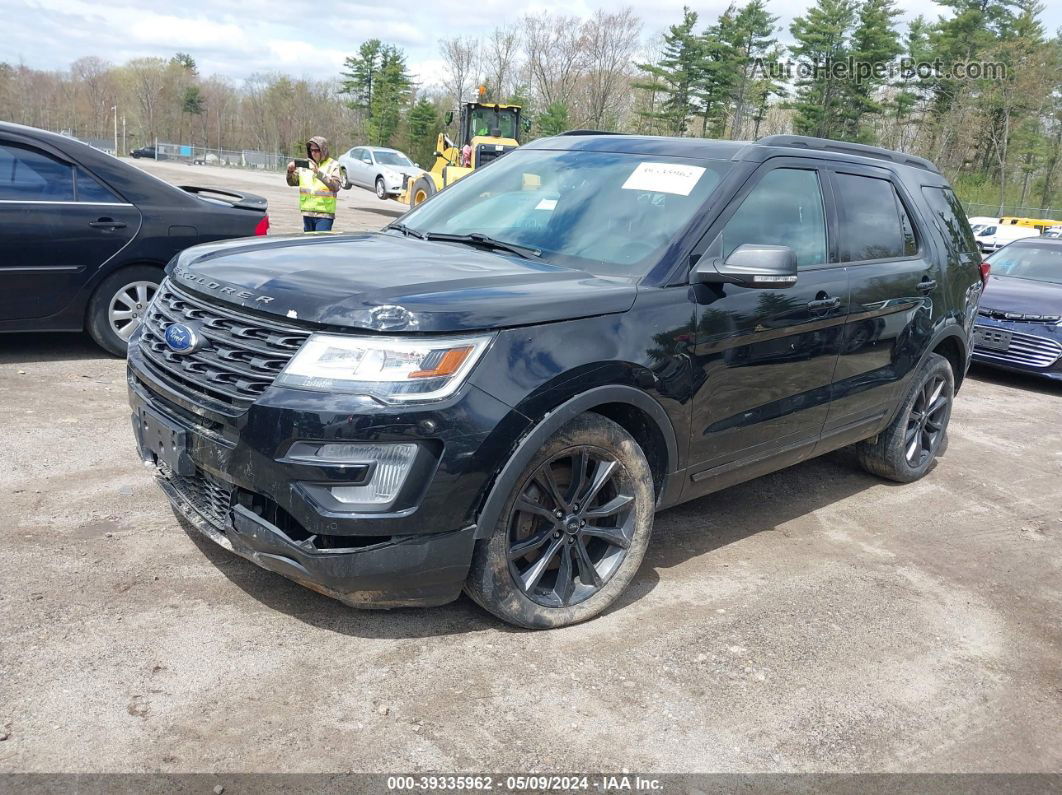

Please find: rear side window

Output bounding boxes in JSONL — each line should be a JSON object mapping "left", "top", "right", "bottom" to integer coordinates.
{"left": 75, "top": 167, "right": 122, "bottom": 203}
{"left": 835, "top": 173, "right": 917, "bottom": 261}
{"left": 921, "top": 186, "right": 978, "bottom": 256}
{"left": 718, "top": 168, "right": 828, "bottom": 269}
{"left": 0, "top": 143, "right": 75, "bottom": 201}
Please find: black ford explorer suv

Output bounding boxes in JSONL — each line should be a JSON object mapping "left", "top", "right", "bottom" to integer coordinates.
{"left": 128, "top": 133, "right": 984, "bottom": 628}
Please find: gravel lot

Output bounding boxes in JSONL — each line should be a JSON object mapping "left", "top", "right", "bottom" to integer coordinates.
{"left": 0, "top": 163, "right": 1060, "bottom": 775}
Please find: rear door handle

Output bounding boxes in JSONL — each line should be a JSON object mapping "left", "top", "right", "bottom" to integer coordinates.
{"left": 807, "top": 296, "right": 841, "bottom": 311}
{"left": 89, "top": 218, "right": 127, "bottom": 229}
{"left": 917, "top": 278, "right": 937, "bottom": 292}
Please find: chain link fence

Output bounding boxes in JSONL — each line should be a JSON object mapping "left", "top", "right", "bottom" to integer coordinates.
{"left": 153, "top": 142, "right": 289, "bottom": 171}
{"left": 963, "top": 201, "right": 1061, "bottom": 222}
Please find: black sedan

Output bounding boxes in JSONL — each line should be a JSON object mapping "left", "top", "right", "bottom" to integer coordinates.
{"left": 0, "top": 122, "right": 269, "bottom": 354}
{"left": 972, "top": 237, "right": 1062, "bottom": 381}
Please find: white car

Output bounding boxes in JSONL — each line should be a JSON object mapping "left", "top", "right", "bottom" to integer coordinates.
{"left": 966, "top": 215, "right": 998, "bottom": 235}
{"left": 337, "top": 146, "right": 422, "bottom": 200}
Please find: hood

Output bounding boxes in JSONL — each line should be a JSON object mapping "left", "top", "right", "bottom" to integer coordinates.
{"left": 168, "top": 232, "right": 638, "bottom": 333}
{"left": 980, "top": 274, "right": 1062, "bottom": 317}
{"left": 306, "top": 135, "right": 330, "bottom": 161}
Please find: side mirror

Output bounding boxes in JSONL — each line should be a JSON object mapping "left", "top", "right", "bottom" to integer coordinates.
{"left": 692, "top": 243, "right": 798, "bottom": 289}
{"left": 444, "top": 111, "right": 454, "bottom": 126}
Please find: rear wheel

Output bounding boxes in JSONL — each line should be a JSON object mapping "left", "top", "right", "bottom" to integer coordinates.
{"left": 856, "top": 352, "right": 954, "bottom": 482}
{"left": 86, "top": 265, "right": 162, "bottom": 356}
{"left": 375, "top": 176, "right": 388, "bottom": 200}
{"left": 411, "top": 176, "right": 435, "bottom": 206}
{"left": 465, "top": 414, "right": 655, "bottom": 629}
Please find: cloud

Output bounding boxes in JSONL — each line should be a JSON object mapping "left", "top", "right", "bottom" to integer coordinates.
{"left": 3, "top": 0, "right": 1060, "bottom": 83}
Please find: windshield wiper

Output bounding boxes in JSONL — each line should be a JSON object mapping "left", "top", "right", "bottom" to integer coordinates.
{"left": 385, "top": 222, "right": 426, "bottom": 240}
{"left": 423, "top": 232, "right": 541, "bottom": 260}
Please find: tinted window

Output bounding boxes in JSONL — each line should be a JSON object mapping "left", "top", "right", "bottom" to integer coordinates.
{"left": 836, "top": 173, "right": 912, "bottom": 261}
{"left": 921, "top": 186, "right": 978, "bottom": 256}
{"left": 719, "top": 168, "right": 827, "bottom": 269}
{"left": 374, "top": 150, "right": 412, "bottom": 166}
{"left": 0, "top": 144, "right": 75, "bottom": 201}
{"left": 76, "top": 167, "right": 121, "bottom": 202}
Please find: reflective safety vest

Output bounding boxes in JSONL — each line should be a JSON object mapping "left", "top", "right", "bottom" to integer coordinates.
{"left": 298, "top": 158, "right": 338, "bottom": 216}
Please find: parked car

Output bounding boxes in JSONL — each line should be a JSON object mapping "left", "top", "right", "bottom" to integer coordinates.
{"left": 128, "top": 133, "right": 983, "bottom": 628}
{"left": 0, "top": 122, "right": 270, "bottom": 355}
{"left": 338, "top": 146, "right": 421, "bottom": 199}
{"left": 1042, "top": 225, "right": 1062, "bottom": 239}
{"left": 974, "top": 222, "right": 1039, "bottom": 253}
{"left": 972, "top": 237, "right": 1062, "bottom": 380}
{"left": 129, "top": 145, "right": 162, "bottom": 159}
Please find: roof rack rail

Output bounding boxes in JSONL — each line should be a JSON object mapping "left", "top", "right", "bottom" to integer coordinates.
{"left": 755, "top": 134, "right": 940, "bottom": 174}
{"left": 560, "top": 129, "right": 624, "bottom": 136}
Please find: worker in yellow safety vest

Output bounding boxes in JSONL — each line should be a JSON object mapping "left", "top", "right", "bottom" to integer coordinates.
{"left": 286, "top": 136, "right": 342, "bottom": 232}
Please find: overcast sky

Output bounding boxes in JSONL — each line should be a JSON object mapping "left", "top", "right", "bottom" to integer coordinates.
{"left": 5, "top": 0, "right": 1061, "bottom": 90}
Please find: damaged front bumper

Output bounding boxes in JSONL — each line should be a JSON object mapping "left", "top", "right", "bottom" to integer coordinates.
{"left": 162, "top": 474, "right": 477, "bottom": 608}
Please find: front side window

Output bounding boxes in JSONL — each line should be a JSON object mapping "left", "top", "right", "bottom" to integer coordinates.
{"left": 0, "top": 144, "right": 75, "bottom": 201}
{"left": 401, "top": 148, "right": 730, "bottom": 277}
{"left": 374, "top": 151, "right": 412, "bottom": 167}
{"left": 717, "top": 168, "right": 828, "bottom": 269}
{"left": 835, "top": 173, "right": 914, "bottom": 261}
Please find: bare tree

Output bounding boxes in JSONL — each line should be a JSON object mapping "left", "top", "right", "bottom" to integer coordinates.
{"left": 125, "top": 57, "right": 168, "bottom": 141}
{"left": 439, "top": 36, "right": 480, "bottom": 106}
{"left": 581, "top": 8, "right": 641, "bottom": 129}
{"left": 485, "top": 25, "right": 520, "bottom": 101}
{"left": 522, "top": 12, "right": 585, "bottom": 110}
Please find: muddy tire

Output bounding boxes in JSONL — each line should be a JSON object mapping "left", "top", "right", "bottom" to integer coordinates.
{"left": 86, "top": 265, "right": 162, "bottom": 356}
{"left": 856, "top": 352, "right": 954, "bottom": 483}
{"left": 465, "top": 413, "right": 655, "bottom": 629}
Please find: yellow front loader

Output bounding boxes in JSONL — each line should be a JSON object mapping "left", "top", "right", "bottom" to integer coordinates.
{"left": 400, "top": 96, "right": 526, "bottom": 206}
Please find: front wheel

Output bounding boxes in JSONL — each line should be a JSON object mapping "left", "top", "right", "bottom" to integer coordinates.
{"left": 375, "top": 177, "right": 388, "bottom": 200}
{"left": 856, "top": 352, "right": 954, "bottom": 482}
{"left": 465, "top": 413, "right": 655, "bottom": 629}
{"left": 341, "top": 168, "right": 351, "bottom": 190}
{"left": 86, "top": 265, "right": 162, "bottom": 356}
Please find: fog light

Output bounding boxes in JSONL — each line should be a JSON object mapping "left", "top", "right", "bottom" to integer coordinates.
{"left": 318, "top": 443, "right": 417, "bottom": 505}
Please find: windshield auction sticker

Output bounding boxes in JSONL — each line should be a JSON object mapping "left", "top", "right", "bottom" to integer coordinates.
{"left": 622, "top": 162, "right": 706, "bottom": 196}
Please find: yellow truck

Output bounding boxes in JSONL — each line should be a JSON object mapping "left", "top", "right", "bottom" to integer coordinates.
{"left": 400, "top": 98, "right": 526, "bottom": 206}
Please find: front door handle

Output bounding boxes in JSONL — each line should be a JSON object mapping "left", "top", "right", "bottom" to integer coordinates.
{"left": 807, "top": 296, "right": 841, "bottom": 312}
{"left": 89, "top": 218, "right": 127, "bottom": 230}
{"left": 917, "top": 278, "right": 937, "bottom": 292}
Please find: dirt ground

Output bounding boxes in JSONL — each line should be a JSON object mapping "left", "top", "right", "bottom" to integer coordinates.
{"left": 0, "top": 163, "right": 1060, "bottom": 775}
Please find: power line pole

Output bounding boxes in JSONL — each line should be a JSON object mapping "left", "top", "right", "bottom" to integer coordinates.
{"left": 112, "top": 105, "right": 118, "bottom": 156}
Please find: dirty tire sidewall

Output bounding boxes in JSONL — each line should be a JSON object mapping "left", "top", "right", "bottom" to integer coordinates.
{"left": 412, "top": 177, "right": 435, "bottom": 206}
{"left": 86, "top": 265, "right": 163, "bottom": 357}
{"left": 465, "top": 413, "right": 655, "bottom": 629}
{"left": 857, "top": 352, "right": 954, "bottom": 483}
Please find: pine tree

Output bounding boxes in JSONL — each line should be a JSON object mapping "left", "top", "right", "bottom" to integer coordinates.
{"left": 789, "top": 0, "right": 857, "bottom": 139}
{"left": 725, "top": 0, "right": 779, "bottom": 139}
{"left": 341, "top": 39, "right": 383, "bottom": 121}
{"left": 407, "top": 97, "right": 439, "bottom": 167}
{"left": 368, "top": 45, "right": 412, "bottom": 146}
{"left": 696, "top": 7, "right": 742, "bottom": 138}
{"left": 843, "top": 0, "right": 903, "bottom": 142}
{"left": 634, "top": 8, "right": 704, "bottom": 135}
{"left": 537, "top": 102, "right": 570, "bottom": 136}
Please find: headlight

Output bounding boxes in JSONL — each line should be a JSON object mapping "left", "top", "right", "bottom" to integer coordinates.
{"left": 275, "top": 333, "right": 492, "bottom": 402}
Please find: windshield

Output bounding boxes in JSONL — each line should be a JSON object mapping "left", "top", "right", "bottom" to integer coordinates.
{"left": 987, "top": 243, "right": 1062, "bottom": 285}
{"left": 399, "top": 148, "right": 730, "bottom": 277}
{"left": 374, "top": 150, "right": 412, "bottom": 167}
{"left": 470, "top": 107, "right": 518, "bottom": 140}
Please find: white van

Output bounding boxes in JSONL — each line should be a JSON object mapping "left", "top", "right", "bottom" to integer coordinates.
{"left": 966, "top": 215, "right": 999, "bottom": 235}
{"left": 974, "top": 223, "right": 1039, "bottom": 253}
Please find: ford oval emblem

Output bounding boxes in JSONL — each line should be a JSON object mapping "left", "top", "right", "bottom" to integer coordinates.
{"left": 164, "top": 322, "right": 203, "bottom": 354}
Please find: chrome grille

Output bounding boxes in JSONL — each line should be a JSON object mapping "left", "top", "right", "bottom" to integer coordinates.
{"left": 978, "top": 307, "right": 1062, "bottom": 323}
{"left": 161, "top": 464, "right": 234, "bottom": 529}
{"left": 140, "top": 281, "right": 309, "bottom": 406}
{"left": 974, "top": 325, "right": 1062, "bottom": 368}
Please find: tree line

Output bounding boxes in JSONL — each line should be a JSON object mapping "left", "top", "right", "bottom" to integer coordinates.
{"left": 1, "top": 0, "right": 1060, "bottom": 213}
